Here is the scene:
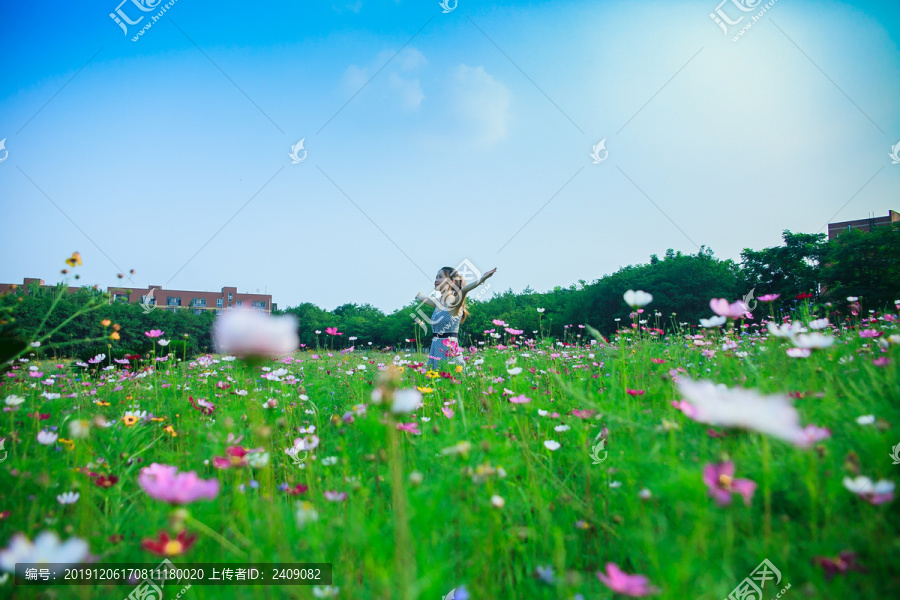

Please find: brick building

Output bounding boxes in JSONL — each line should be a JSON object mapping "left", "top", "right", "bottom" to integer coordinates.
{"left": 0, "top": 278, "right": 274, "bottom": 315}
{"left": 828, "top": 210, "right": 899, "bottom": 240}
{"left": 107, "top": 284, "right": 274, "bottom": 315}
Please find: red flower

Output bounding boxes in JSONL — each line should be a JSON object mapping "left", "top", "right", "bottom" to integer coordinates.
{"left": 141, "top": 530, "right": 198, "bottom": 557}
{"left": 28, "top": 413, "right": 50, "bottom": 420}
{"left": 188, "top": 396, "right": 216, "bottom": 415}
{"left": 212, "top": 446, "right": 248, "bottom": 469}
{"left": 812, "top": 552, "right": 866, "bottom": 581}
{"left": 795, "top": 293, "right": 814, "bottom": 300}
{"left": 283, "top": 484, "right": 309, "bottom": 496}
{"left": 95, "top": 475, "right": 119, "bottom": 488}
{"left": 625, "top": 389, "right": 645, "bottom": 396}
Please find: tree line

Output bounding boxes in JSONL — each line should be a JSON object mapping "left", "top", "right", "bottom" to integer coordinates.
{"left": 2, "top": 225, "right": 897, "bottom": 359}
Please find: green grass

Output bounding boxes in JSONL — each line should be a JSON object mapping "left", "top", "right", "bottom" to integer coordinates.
{"left": 1, "top": 318, "right": 898, "bottom": 599}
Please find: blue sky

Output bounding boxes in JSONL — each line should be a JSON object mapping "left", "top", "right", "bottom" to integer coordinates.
{"left": 1, "top": 0, "right": 898, "bottom": 312}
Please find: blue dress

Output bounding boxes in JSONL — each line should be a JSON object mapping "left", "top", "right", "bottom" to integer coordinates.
{"left": 426, "top": 307, "right": 464, "bottom": 370}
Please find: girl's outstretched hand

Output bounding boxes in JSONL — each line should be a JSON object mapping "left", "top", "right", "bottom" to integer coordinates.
{"left": 479, "top": 268, "right": 497, "bottom": 284}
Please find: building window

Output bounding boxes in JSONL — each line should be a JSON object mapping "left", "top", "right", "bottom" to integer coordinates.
{"left": 236, "top": 300, "right": 243, "bottom": 307}
{"left": 193, "top": 308, "right": 202, "bottom": 315}
{"left": 228, "top": 292, "right": 233, "bottom": 302}
{"left": 252, "top": 300, "right": 266, "bottom": 309}
{"left": 192, "top": 298, "right": 207, "bottom": 307}
{"left": 167, "top": 297, "right": 182, "bottom": 307}
{"left": 141, "top": 294, "right": 156, "bottom": 306}
{"left": 216, "top": 298, "right": 223, "bottom": 308}
{"left": 114, "top": 293, "right": 129, "bottom": 302}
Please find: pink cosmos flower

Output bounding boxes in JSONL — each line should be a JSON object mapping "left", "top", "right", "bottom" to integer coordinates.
{"left": 758, "top": 294, "right": 780, "bottom": 302}
{"left": 626, "top": 389, "right": 645, "bottom": 396}
{"left": 703, "top": 462, "right": 756, "bottom": 506}
{"left": 492, "top": 319, "right": 507, "bottom": 326}
{"left": 859, "top": 329, "right": 883, "bottom": 338}
{"left": 324, "top": 490, "right": 347, "bottom": 502}
{"left": 843, "top": 476, "right": 894, "bottom": 504}
{"left": 325, "top": 327, "right": 343, "bottom": 336}
{"left": 508, "top": 395, "right": 531, "bottom": 404}
{"left": 572, "top": 409, "right": 595, "bottom": 419}
{"left": 710, "top": 298, "right": 751, "bottom": 319}
{"left": 138, "top": 463, "right": 219, "bottom": 504}
{"left": 671, "top": 400, "right": 698, "bottom": 419}
{"left": 212, "top": 446, "right": 250, "bottom": 469}
{"left": 596, "top": 562, "right": 658, "bottom": 597}
{"left": 504, "top": 328, "right": 524, "bottom": 335}
{"left": 144, "top": 330, "right": 164, "bottom": 338}
{"left": 873, "top": 357, "right": 891, "bottom": 367}
{"left": 794, "top": 425, "right": 831, "bottom": 447}
{"left": 650, "top": 358, "right": 666, "bottom": 364}
{"left": 441, "top": 407, "right": 455, "bottom": 419}
{"left": 397, "top": 422, "right": 421, "bottom": 435}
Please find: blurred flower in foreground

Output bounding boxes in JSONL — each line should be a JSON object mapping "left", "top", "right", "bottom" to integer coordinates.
{"left": 675, "top": 378, "right": 816, "bottom": 447}
{"left": 0, "top": 531, "right": 89, "bottom": 573}
{"left": 812, "top": 551, "right": 866, "bottom": 580}
{"left": 213, "top": 308, "right": 298, "bottom": 359}
{"left": 623, "top": 290, "right": 653, "bottom": 308}
{"left": 65, "top": 252, "right": 82, "bottom": 267}
{"left": 843, "top": 476, "right": 894, "bottom": 504}
{"left": 596, "top": 562, "right": 659, "bottom": 597}
{"left": 138, "top": 463, "right": 219, "bottom": 504}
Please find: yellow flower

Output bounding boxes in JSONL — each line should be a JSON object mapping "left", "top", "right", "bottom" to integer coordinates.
{"left": 110, "top": 332, "right": 120, "bottom": 341}
{"left": 164, "top": 425, "right": 177, "bottom": 437}
{"left": 425, "top": 370, "right": 439, "bottom": 379}
{"left": 58, "top": 438, "right": 75, "bottom": 451}
{"left": 95, "top": 401, "right": 110, "bottom": 407}
{"left": 65, "top": 252, "right": 82, "bottom": 267}
{"left": 417, "top": 387, "right": 433, "bottom": 394}
{"left": 122, "top": 415, "right": 139, "bottom": 427}
{"left": 101, "top": 319, "right": 111, "bottom": 327}
{"left": 455, "top": 365, "right": 463, "bottom": 373}
{"left": 150, "top": 417, "right": 166, "bottom": 422}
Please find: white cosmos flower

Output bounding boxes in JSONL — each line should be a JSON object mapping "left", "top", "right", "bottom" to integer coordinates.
{"left": 4, "top": 395, "right": 24, "bottom": 406}
{"left": 638, "top": 488, "right": 652, "bottom": 500}
{"left": 157, "top": 339, "right": 170, "bottom": 346}
{"left": 57, "top": 492, "right": 80, "bottom": 505}
{"left": 391, "top": 389, "right": 423, "bottom": 414}
{"left": 247, "top": 452, "right": 270, "bottom": 469}
{"left": 37, "top": 431, "right": 58, "bottom": 445}
{"left": 554, "top": 425, "right": 570, "bottom": 432}
{"left": 675, "top": 378, "right": 810, "bottom": 447}
{"left": 543, "top": 440, "right": 561, "bottom": 451}
{"left": 213, "top": 308, "right": 299, "bottom": 358}
{"left": 786, "top": 348, "right": 811, "bottom": 358}
{"left": 767, "top": 322, "right": 807, "bottom": 338}
{"left": 793, "top": 333, "right": 834, "bottom": 349}
{"left": 490, "top": 495, "right": 505, "bottom": 508}
{"left": 294, "top": 435, "right": 320, "bottom": 451}
{"left": 507, "top": 367, "right": 523, "bottom": 376}
{"left": 699, "top": 315, "right": 727, "bottom": 328}
{"left": 537, "top": 308, "right": 545, "bottom": 313}
{"left": 0, "top": 531, "right": 90, "bottom": 572}
{"left": 808, "top": 318, "right": 829, "bottom": 330}
{"left": 856, "top": 415, "right": 875, "bottom": 425}
{"left": 623, "top": 290, "right": 653, "bottom": 308}
{"left": 843, "top": 476, "right": 894, "bottom": 496}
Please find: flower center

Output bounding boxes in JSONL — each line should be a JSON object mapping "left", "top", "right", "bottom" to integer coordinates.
{"left": 718, "top": 474, "right": 733, "bottom": 489}
{"left": 164, "top": 540, "right": 183, "bottom": 555}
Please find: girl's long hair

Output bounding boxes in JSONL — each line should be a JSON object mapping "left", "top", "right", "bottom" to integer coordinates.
{"left": 437, "top": 266, "right": 469, "bottom": 323}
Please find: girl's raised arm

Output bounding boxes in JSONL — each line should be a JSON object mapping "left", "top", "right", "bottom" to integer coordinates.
{"left": 460, "top": 267, "right": 497, "bottom": 296}
{"left": 415, "top": 292, "right": 438, "bottom": 308}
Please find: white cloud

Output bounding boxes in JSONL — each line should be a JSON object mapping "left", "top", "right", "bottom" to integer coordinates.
{"left": 342, "top": 47, "right": 426, "bottom": 109}
{"left": 450, "top": 64, "right": 511, "bottom": 144}
{"left": 389, "top": 72, "right": 424, "bottom": 109}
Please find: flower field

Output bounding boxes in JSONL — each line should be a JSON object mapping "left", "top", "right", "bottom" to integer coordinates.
{"left": 1, "top": 298, "right": 898, "bottom": 599}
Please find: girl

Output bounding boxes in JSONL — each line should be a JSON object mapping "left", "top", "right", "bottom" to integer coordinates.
{"left": 416, "top": 266, "right": 497, "bottom": 370}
